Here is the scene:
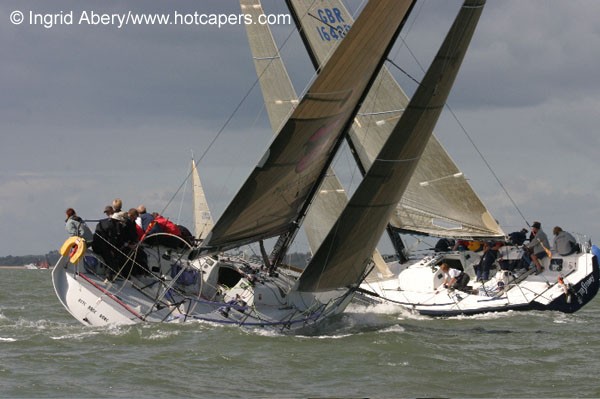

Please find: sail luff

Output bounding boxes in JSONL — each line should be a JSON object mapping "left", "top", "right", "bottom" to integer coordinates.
{"left": 200, "top": 0, "right": 415, "bottom": 255}
{"left": 240, "top": 0, "right": 297, "bottom": 133}
{"left": 298, "top": 0, "right": 487, "bottom": 292}
{"left": 284, "top": 0, "right": 324, "bottom": 75}
{"left": 191, "top": 159, "right": 214, "bottom": 240}
{"left": 286, "top": 0, "right": 504, "bottom": 240}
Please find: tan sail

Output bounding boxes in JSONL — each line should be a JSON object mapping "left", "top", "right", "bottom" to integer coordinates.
{"left": 191, "top": 159, "right": 214, "bottom": 240}
{"left": 202, "top": 0, "right": 414, "bottom": 255}
{"left": 299, "top": 0, "right": 487, "bottom": 291}
{"left": 287, "top": 0, "right": 503, "bottom": 239}
{"left": 240, "top": 0, "right": 391, "bottom": 277}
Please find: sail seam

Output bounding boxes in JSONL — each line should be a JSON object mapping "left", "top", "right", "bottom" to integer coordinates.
{"left": 357, "top": 109, "right": 404, "bottom": 116}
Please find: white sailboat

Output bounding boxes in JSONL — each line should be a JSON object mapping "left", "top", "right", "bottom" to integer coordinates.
{"left": 282, "top": 0, "right": 599, "bottom": 316}
{"left": 53, "top": 0, "right": 426, "bottom": 328}
{"left": 358, "top": 244, "right": 600, "bottom": 316}
{"left": 191, "top": 158, "right": 213, "bottom": 242}
{"left": 242, "top": 0, "right": 599, "bottom": 316}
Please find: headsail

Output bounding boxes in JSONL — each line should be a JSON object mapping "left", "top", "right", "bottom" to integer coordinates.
{"left": 240, "top": 0, "right": 391, "bottom": 277}
{"left": 191, "top": 159, "right": 214, "bottom": 240}
{"left": 201, "top": 0, "right": 415, "bottom": 254}
{"left": 298, "top": 0, "right": 487, "bottom": 292}
{"left": 286, "top": 0, "right": 503, "bottom": 239}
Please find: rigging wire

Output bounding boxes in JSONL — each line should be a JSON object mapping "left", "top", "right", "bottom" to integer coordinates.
{"left": 386, "top": 59, "right": 422, "bottom": 87}
{"left": 176, "top": 164, "right": 188, "bottom": 225}
{"left": 443, "top": 104, "right": 529, "bottom": 226}
{"left": 157, "top": 4, "right": 306, "bottom": 218}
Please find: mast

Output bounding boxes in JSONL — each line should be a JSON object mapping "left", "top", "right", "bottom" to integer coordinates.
{"left": 269, "top": 0, "right": 417, "bottom": 270}
{"left": 285, "top": 0, "right": 410, "bottom": 261}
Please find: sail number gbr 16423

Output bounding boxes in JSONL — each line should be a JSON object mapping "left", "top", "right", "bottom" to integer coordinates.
{"left": 314, "top": 8, "right": 351, "bottom": 42}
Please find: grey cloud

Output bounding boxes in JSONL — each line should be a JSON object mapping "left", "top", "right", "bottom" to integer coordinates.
{"left": 1, "top": 0, "right": 599, "bottom": 255}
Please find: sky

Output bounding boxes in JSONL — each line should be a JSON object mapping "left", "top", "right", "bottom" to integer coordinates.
{"left": 1, "top": 0, "right": 599, "bottom": 257}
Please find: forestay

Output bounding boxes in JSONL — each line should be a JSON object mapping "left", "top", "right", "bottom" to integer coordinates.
{"left": 287, "top": 0, "right": 503, "bottom": 239}
{"left": 201, "top": 0, "right": 415, "bottom": 255}
{"left": 298, "top": 0, "right": 487, "bottom": 292}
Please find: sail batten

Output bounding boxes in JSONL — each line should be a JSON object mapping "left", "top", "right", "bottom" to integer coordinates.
{"left": 287, "top": 0, "right": 503, "bottom": 240}
{"left": 298, "top": 0, "right": 487, "bottom": 292}
{"left": 201, "top": 0, "right": 415, "bottom": 254}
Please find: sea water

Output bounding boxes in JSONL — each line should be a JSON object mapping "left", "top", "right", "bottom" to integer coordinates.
{"left": 1, "top": 268, "right": 599, "bottom": 398}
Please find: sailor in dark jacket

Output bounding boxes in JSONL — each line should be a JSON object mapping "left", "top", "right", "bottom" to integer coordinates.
{"left": 474, "top": 241, "right": 499, "bottom": 282}
{"left": 92, "top": 205, "right": 141, "bottom": 279}
{"left": 508, "top": 228, "right": 528, "bottom": 246}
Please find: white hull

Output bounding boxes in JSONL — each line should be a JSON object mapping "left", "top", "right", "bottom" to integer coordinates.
{"left": 52, "top": 246, "right": 354, "bottom": 330}
{"left": 359, "top": 248, "right": 599, "bottom": 316}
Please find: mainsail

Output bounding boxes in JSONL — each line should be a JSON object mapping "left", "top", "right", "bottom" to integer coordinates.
{"left": 298, "top": 0, "right": 487, "bottom": 292}
{"left": 240, "top": 0, "right": 391, "bottom": 277}
{"left": 287, "top": 0, "right": 503, "bottom": 239}
{"left": 191, "top": 159, "right": 214, "bottom": 240}
{"left": 201, "top": 0, "right": 415, "bottom": 256}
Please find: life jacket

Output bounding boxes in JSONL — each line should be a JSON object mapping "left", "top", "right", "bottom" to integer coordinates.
{"left": 467, "top": 241, "right": 483, "bottom": 252}
{"left": 154, "top": 215, "right": 182, "bottom": 236}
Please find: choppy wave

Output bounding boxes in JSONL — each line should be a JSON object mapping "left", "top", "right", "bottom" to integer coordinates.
{"left": 1, "top": 268, "right": 599, "bottom": 398}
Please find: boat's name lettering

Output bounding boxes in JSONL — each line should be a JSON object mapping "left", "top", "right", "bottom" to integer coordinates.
{"left": 577, "top": 274, "right": 595, "bottom": 296}
{"left": 77, "top": 298, "right": 108, "bottom": 321}
{"left": 315, "top": 8, "right": 351, "bottom": 41}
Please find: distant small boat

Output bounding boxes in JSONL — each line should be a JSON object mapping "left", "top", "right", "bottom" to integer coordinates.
{"left": 24, "top": 257, "right": 51, "bottom": 270}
